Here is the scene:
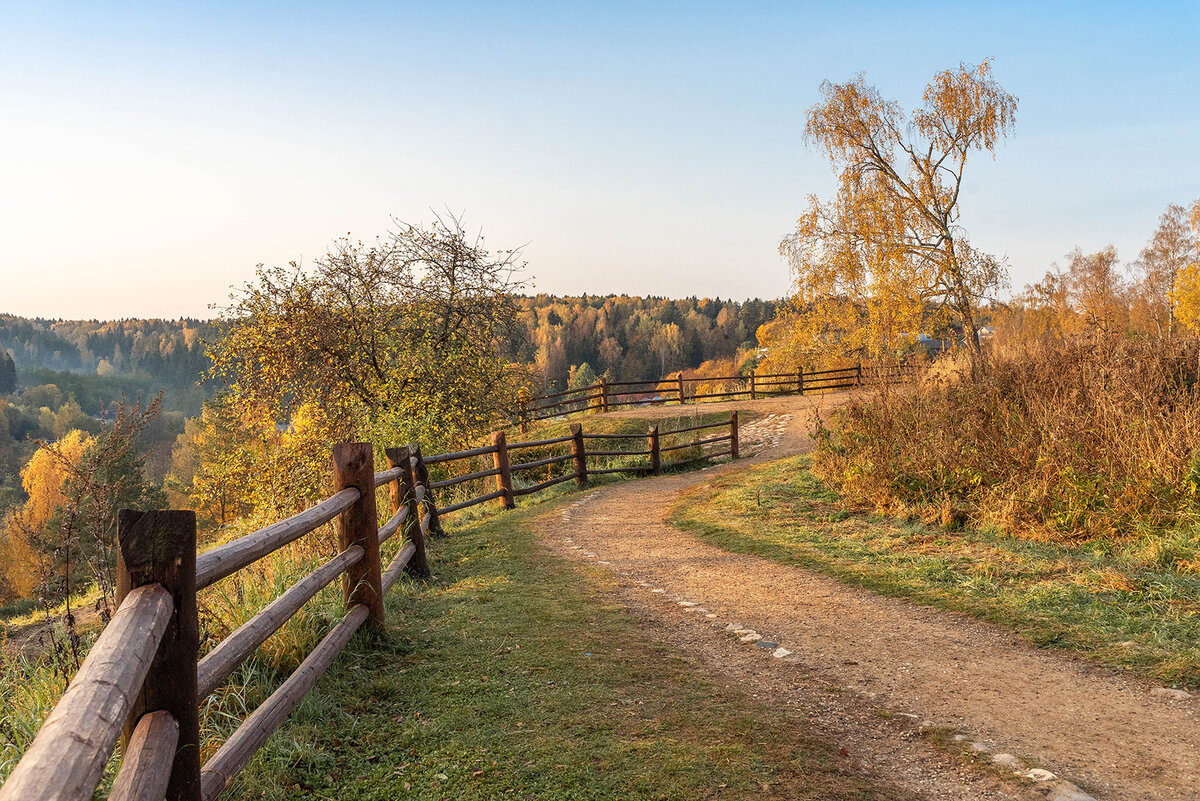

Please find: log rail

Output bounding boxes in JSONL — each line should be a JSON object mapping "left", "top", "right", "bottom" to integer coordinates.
{"left": 515, "top": 361, "right": 925, "bottom": 430}
{"left": 0, "top": 413, "right": 741, "bottom": 801}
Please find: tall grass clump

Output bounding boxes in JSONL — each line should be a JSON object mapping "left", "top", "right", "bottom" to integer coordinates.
{"left": 814, "top": 338, "right": 1200, "bottom": 541}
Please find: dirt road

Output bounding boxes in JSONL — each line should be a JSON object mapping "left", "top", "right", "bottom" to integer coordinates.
{"left": 537, "top": 395, "right": 1200, "bottom": 801}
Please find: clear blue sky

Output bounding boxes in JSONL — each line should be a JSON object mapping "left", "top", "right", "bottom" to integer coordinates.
{"left": 1, "top": 1, "right": 1197, "bottom": 319}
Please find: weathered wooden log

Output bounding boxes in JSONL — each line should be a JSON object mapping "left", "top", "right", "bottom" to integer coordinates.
{"left": 428, "top": 466, "right": 502, "bottom": 490}
{"left": 509, "top": 453, "right": 574, "bottom": 471}
{"left": 410, "top": 443, "right": 445, "bottom": 536}
{"left": 381, "top": 542, "right": 418, "bottom": 593}
{"left": 437, "top": 490, "right": 506, "bottom": 515}
{"left": 333, "top": 443, "right": 383, "bottom": 628}
{"left": 387, "top": 446, "right": 429, "bottom": 578}
{"left": 511, "top": 472, "right": 577, "bottom": 495}
{"left": 109, "top": 710, "right": 180, "bottom": 801}
{"left": 421, "top": 444, "right": 496, "bottom": 464}
{"left": 648, "top": 425, "right": 660, "bottom": 474}
{"left": 195, "top": 489, "right": 358, "bottom": 589}
{"left": 490, "top": 430, "right": 515, "bottom": 509}
{"left": 659, "top": 434, "right": 732, "bottom": 453}
{"left": 507, "top": 434, "right": 575, "bottom": 449}
{"left": 377, "top": 505, "right": 408, "bottom": 545}
{"left": 0, "top": 584, "right": 172, "bottom": 801}
{"left": 196, "top": 544, "right": 364, "bottom": 698}
{"left": 373, "top": 467, "right": 404, "bottom": 487}
{"left": 198, "top": 604, "right": 370, "bottom": 801}
{"left": 570, "top": 423, "right": 587, "bottom": 488}
{"left": 117, "top": 509, "right": 201, "bottom": 801}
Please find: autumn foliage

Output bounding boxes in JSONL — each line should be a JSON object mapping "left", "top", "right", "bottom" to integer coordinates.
{"left": 777, "top": 61, "right": 1015, "bottom": 378}
{"left": 815, "top": 339, "right": 1200, "bottom": 541}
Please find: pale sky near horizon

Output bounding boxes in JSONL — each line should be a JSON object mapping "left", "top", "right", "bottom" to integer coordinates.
{"left": 1, "top": 1, "right": 1197, "bottom": 320}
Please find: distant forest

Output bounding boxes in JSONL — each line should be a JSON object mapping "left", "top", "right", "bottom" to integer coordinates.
{"left": 2, "top": 295, "right": 776, "bottom": 403}
{"left": 0, "top": 315, "right": 219, "bottom": 416}
{"left": 507, "top": 295, "right": 776, "bottom": 391}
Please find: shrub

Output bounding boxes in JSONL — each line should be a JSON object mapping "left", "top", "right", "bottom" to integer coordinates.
{"left": 814, "top": 338, "right": 1200, "bottom": 540}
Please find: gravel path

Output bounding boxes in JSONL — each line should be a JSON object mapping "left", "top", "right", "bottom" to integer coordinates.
{"left": 536, "top": 395, "right": 1200, "bottom": 801}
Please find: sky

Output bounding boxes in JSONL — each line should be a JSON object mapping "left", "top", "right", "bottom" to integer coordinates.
{"left": 1, "top": 0, "right": 1197, "bottom": 320}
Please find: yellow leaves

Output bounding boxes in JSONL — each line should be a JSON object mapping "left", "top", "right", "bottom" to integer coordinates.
{"left": 1172, "top": 262, "right": 1200, "bottom": 336}
{"left": 1, "top": 431, "right": 95, "bottom": 597}
{"left": 20, "top": 431, "right": 93, "bottom": 530}
{"left": 781, "top": 63, "right": 1015, "bottom": 371}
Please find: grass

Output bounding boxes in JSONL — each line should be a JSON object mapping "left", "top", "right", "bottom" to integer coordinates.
{"left": 2, "top": 410, "right": 859, "bottom": 800}
{"left": 227, "top": 491, "right": 906, "bottom": 801}
{"left": 670, "top": 454, "right": 1200, "bottom": 689}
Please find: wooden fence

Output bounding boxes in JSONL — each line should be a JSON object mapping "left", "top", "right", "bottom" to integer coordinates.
{"left": 0, "top": 413, "right": 739, "bottom": 801}
{"left": 517, "top": 362, "right": 924, "bottom": 431}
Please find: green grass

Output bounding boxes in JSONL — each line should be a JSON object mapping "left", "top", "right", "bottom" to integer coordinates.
{"left": 228, "top": 492, "right": 906, "bottom": 801}
{"left": 670, "top": 454, "right": 1200, "bottom": 689}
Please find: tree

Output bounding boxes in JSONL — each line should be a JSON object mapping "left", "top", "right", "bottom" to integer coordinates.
{"left": 1065, "top": 246, "right": 1127, "bottom": 336}
{"left": 779, "top": 61, "right": 1017, "bottom": 378}
{"left": 3, "top": 397, "right": 164, "bottom": 620}
{"left": 168, "top": 397, "right": 257, "bottom": 529}
{"left": 0, "top": 351, "right": 15, "bottom": 394}
{"left": 209, "top": 215, "right": 527, "bottom": 451}
{"left": 650, "top": 322, "right": 683, "bottom": 375}
{"left": 1136, "top": 204, "right": 1197, "bottom": 339}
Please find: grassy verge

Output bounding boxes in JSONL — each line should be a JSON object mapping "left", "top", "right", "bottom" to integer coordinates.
{"left": 229, "top": 492, "right": 905, "bottom": 801}
{"left": 0, "top": 411, "right": 755, "bottom": 792}
{"left": 670, "top": 455, "right": 1200, "bottom": 689}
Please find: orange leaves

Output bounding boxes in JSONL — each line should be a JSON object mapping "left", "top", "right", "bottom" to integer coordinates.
{"left": 915, "top": 59, "right": 1017, "bottom": 155}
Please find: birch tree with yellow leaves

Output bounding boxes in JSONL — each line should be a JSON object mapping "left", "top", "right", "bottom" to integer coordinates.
{"left": 778, "top": 61, "right": 1017, "bottom": 378}
{"left": 1173, "top": 201, "right": 1200, "bottom": 336}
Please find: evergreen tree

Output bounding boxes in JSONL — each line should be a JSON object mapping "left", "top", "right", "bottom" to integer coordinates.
{"left": 0, "top": 350, "right": 15, "bottom": 394}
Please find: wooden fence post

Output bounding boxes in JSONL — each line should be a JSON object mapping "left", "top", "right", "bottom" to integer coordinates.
{"left": 490, "top": 430, "right": 515, "bottom": 509}
{"left": 648, "top": 425, "right": 660, "bottom": 475}
{"left": 332, "top": 443, "right": 385, "bottom": 629}
{"left": 411, "top": 442, "right": 445, "bottom": 537}
{"left": 749, "top": 369, "right": 756, "bottom": 400}
{"left": 856, "top": 362, "right": 863, "bottom": 386}
{"left": 385, "top": 446, "right": 429, "bottom": 577}
{"left": 519, "top": 402, "right": 529, "bottom": 435}
{"left": 570, "top": 423, "right": 588, "bottom": 488}
{"left": 116, "top": 509, "right": 201, "bottom": 801}
{"left": 730, "top": 411, "right": 739, "bottom": 459}
{"left": 797, "top": 368, "right": 805, "bottom": 396}
{"left": 676, "top": 372, "right": 686, "bottom": 404}
{"left": 598, "top": 377, "right": 609, "bottom": 413}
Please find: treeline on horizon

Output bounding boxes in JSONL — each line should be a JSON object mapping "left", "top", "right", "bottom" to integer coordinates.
{"left": 2, "top": 294, "right": 777, "bottom": 401}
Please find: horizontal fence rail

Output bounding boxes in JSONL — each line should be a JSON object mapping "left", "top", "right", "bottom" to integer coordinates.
{"left": 1, "top": 406, "right": 742, "bottom": 801}
{"left": 514, "top": 361, "right": 925, "bottom": 429}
